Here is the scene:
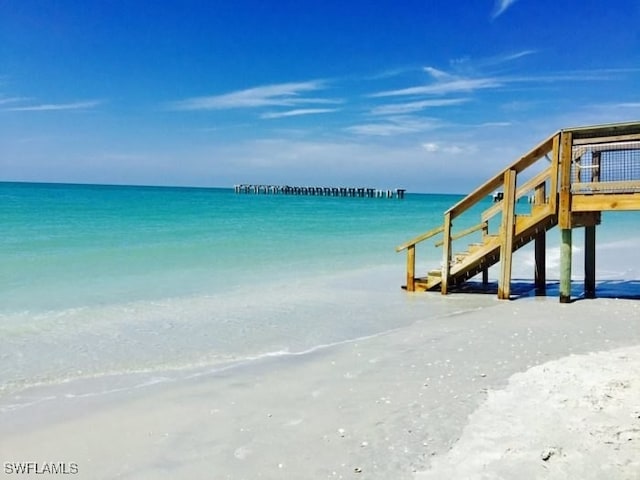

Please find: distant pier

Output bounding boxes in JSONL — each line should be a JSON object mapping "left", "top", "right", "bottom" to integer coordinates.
{"left": 234, "top": 184, "right": 406, "bottom": 199}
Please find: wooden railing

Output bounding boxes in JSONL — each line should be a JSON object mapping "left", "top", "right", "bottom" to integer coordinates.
{"left": 397, "top": 131, "right": 560, "bottom": 295}
{"left": 397, "top": 121, "right": 640, "bottom": 299}
{"left": 440, "top": 133, "right": 559, "bottom": 297}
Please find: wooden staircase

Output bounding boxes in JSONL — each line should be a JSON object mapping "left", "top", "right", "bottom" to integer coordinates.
{"left": 397, "top": 121, "right": 640, "bottom": 301}
{"left": 418, "top": 208, "right": 558, "bottom": 292}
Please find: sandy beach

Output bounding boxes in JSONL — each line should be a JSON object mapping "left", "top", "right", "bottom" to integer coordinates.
{"left": 1, "top": 294, "right": 639, "bottom": 479}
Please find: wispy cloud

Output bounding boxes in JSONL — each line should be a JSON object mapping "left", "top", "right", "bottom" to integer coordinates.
{"left": 492, "top": 0, "right": 520, "bottom": 19}
{"left": 0, "top": 96, "right": 29, "bottom": 106}
{"left": 450, "top": 50, "right": 537, "bottom": 71}
{"left": 475, "top": 121, "right": 512, "bottom": 127}
{"left": 6, "top": 100, "right": 103, "bottom": 112}
{"left": 345, "top": 116, "right": 440, "bottom": 136}
{"left": 371, "top": 98, "right": 469, "bottom": 115}
{"left": 372, "top": 77, "right": 502, "bottom": 98}
{"left": 169, "top": 81, "right": 335, "bottom": 111}
{"left": 261, "top": 108, "right": 339, "bottom": 119}
{"left": 422, "top": 142, "right": 476, "bottom": 155}
{"left": 371, "top": 64, "right": 630, "bottom": 100}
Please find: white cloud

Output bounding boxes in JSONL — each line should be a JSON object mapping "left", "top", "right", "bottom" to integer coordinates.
{"left": 422, "top": 142, "right": 439, "bottom": 152}
{"left": 450, "top": 50, "right": 537, "bottom": 70}
{"left": 422, "top": 142, "right": 476, "bottom": 155}
{"left": 346, "top": 116, "right": 440, "bottom": 136}
{"left": 476, "top": 121, "right": 512, "bottom": 127}
{"left": 260, "top": 108, "right": 339, "bottom": 119}
{"left": 169, "top": 81, "right": 335, "bottom": 110}
{"left": 424, "top": 67, "right": 456, "bottom": 81}
{"left": 492, "top": 0, "right": 520, "bottom": 19}
{"left": 371, "top": 98, "right": 469, "bottom": 116}
{"left": 0, "top": 96, "right": 29, "bottom": 105}
{"left": 371, "top": 77, "right": 502, "bottom": 98}
{"left": 5, "top": 100, "right": 103, "bottom": 111}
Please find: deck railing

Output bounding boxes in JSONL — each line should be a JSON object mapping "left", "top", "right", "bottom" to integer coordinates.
{"left": 397, "top": 121, "right": 640, "bottom": 299}
{"left": 396, "top": 132, "right": 558, "bottom": 295}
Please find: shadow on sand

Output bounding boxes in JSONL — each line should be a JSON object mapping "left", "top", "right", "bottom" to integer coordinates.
{"left": 445, "top": 279, "right": 640, "bottom": 301}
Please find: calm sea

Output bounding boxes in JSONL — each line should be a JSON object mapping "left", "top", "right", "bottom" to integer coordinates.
{"left": 1, "top": 181, "right": 637, "bottom": 406}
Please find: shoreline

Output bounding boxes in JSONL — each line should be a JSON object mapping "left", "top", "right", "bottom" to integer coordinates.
{"left": 1, "top": 296, "right": 639, "bottom": 479}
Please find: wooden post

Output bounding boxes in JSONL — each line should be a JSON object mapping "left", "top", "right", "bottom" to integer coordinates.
{"left": 534, "top": 183, "right": 546, "bottom": 295}
{"left": 560, "top": 228, "right": 572, "bottom": 303}
{"left": 535, "top": 233, "right": 546, "bottom": 296}
{"left": 498, "top": 169, "right": 517, "bottom": 300}
{"left": 558, "top": 131, "right": 573, "bottom": 303}
{"left": 406, "top": 245, "right": 416, "bottom": 292}
{"left": 441, "top": 212, "right": 452, "bottom": 295}
{"left": 549, "top": 133, "right": 561, "bottom": 213}
{"left": 591, "top": 151, "right": 601, "bottom": 182}
{"left": 558, "top": 131, "right": 573, "bottom": 230}
{"left": 584, "top": 225, "right": 596, "bottom": 298}
{"left": 482, "top": 221, "right": 489, "bottom": 286}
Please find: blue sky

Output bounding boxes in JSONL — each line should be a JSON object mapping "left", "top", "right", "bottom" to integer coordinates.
{"left": 1, "top": 0, "right": 639, "bottom": 192}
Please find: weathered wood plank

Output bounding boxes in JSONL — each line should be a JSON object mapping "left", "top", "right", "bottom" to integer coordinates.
{"left": 558, "top": 131, "right": 573, "bottom": 229}
{"left": 498, "top": 169, "right": 517, "bottom": 300}
{"left": 571, "top": 193, "right": 640, "bottom": 211}
{"left": 572, "top": 133, "right": 640, "bottom": 145}
{"left": 406, "top": 245, "right": 416, "bottom": 292}
{"left": 395, "top": 225, "right": 444, "bottom": 252}
{"left": 572, "top": 180, "right": 640, "bottom": 193}
{"left": 549, "top": 133, "right": 560, "bottom": 213}
{"left": 441, "top": 212, "right": 452, "bottom": 295}
{"left": 565, "top": 121, "right": 640, "bottom": 139}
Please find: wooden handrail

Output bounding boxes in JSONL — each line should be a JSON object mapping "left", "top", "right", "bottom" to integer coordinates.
{"left": 395, "top": 225, "right": 444, "bottom": 252}
{"left": 446, "top": 134, "right": 556, "bottom": 219}
{"left": 396, "top": 120, "right": 640, "bottom": 297}
{"left": 481, "top": 167, "right": 552, "bottom": 222}
{"left": 434, "top": 221, "right": 487, "bottom": 247}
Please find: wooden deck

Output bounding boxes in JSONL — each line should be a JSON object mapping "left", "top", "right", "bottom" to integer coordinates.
{"left": 396, "top": 121, "right": 640, "bottom": 302}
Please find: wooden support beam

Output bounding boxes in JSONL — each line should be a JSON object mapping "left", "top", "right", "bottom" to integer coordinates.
{"left": 534, "top": 182, "right": 547, "bottom": 295}
{"left": 535, "top": 232, "right": 546, "bottom": 296}
{"left": 572, "top": 193, "right": 640, "bottom": 212}
{"left": 572, "top": 132, "right": 640, "bottom": 145}
{"left": 585, "top": 225, "right": 596, "bottom": 299}
{"left": 558, "top": 131, "right": 573, "bottom": 229}
{"left": 406, "top": 245, "right": 416, "bottom": 292}
{"left": 498, "top": 169, "right": 517, "bottom": 300}
{"left": 482, "top": 222, "right": 489, "bottom": 285}
{"left": 441, "top": 212, "right": 452, "bottom": 295}
{"left": 560, "top": 228, "right": 572, "bottom": 303}
{"left": 549, "top": 133, "right": 561, "bottom": 213}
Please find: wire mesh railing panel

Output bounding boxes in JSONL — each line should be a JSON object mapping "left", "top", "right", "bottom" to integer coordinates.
{"left": 572, "top": 141, "right": 640, "bottom": 193}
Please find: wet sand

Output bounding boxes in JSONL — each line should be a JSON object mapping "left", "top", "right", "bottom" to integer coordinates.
{"left": 1, "top": 295, "right": 639, "bottom": 479}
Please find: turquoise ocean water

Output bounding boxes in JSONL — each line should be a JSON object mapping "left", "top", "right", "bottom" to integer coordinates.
{"left": 1, "top": 182, "right": 638, "bottom": 407}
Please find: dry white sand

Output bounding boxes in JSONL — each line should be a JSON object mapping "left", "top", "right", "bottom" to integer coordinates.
{"left": 417, "top": 345, "right": 640, "bottom": 480}
{"left": 1, "top": 296, "right": 639, "bottom": 479}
